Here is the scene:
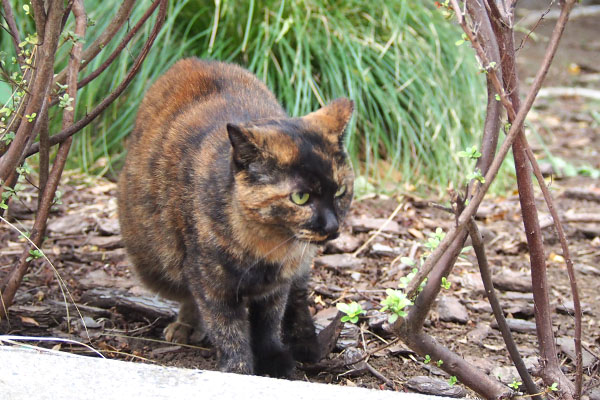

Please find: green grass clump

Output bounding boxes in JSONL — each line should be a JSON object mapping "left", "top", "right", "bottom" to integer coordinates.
{"left": 2, "top": 0, "right": 491, "bottom": 192}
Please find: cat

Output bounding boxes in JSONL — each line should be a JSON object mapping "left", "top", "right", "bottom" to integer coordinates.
{"left": 117, "top": 58, "right": 354, "bottom": 377}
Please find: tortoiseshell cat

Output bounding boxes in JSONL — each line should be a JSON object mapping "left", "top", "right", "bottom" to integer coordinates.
{"left": 117, "top": 58, "right": 354, "bottom": 377}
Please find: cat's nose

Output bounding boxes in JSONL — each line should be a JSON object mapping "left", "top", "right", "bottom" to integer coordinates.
{"left": 320, "top": 208, "right": 339, "bottom": 236}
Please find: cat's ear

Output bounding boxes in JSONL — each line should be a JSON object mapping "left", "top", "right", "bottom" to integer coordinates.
{"left": 303, "top": 98, "right": 354, "bottom": 142}
{"left": 227, "top": 123, "right": 261, "bottom": 168}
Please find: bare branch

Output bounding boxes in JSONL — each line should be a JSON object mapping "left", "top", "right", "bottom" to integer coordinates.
{"left": 0, "top": 0, "right": 87, "bottom": 317}
{"left": 467, "top": 218, "right": 540, "bottom": 399}
{"left": 404, "top": 0, "right": 576, "bottom": 302}
{"left": 30, "top": 0, "right": 46, "bottom": 39}
{"left": 0, "top": 0, "right": 64, "bottom": 182}
{"left": 25, "top": 0, "right": 168, "bottom": 156}
{"left": 525, "top": 146, "right": 583, "bottom": 398}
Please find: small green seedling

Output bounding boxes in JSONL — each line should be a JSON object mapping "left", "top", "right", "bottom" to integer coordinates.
{"left": 441, "top": 277, "right": 451, "bottom": 290}
{"left": 400, "top": 256, "right": 416, "bottom": 267}
{"left": 399, "top": 267, "right": 417, "bottom": 288}
{"left": 467, "top": 169, "right": 485, "bottom": 184}
{"left": 336, "top": 301, "right": 365, "bottom": 324}
{"left": 425, "top": 227, "right": 445, "bottom": 251}
{"left": 509, "top": 380, "right": 522, "bottom": 390}
{"left": 448, "top": 376, "right": 457, "bottom": 386}
{"left": 423, "top": 354, "right": 431, "bottom": 364}
{"left": 53, "top": 190, "right": 63, "bottom": 205}
{"left": 549, "top": 382, "right": 558, "bottom": 392}
{"left": 25, "top": 113, "right": 36, "bottom": 122}
{"left": 380, "top": 289, "right": 413, "bottom": 324}
{"left": 436, "top": 360, "right": 444, "bottom": 367}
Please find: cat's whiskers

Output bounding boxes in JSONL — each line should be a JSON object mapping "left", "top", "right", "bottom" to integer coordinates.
{"left": 300, "top": 239, "right": 310, "bottom": 261}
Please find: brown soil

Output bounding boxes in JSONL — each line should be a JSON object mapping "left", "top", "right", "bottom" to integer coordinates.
{"left": 1, "top": 8, "right": 599, "bottom": 399}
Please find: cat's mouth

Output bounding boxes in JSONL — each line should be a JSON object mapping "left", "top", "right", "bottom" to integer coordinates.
{"left": 295, "top": 230, "right": 339, "bottom": 244}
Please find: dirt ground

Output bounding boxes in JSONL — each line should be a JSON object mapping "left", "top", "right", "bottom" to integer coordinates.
{"left": 1, "top": 6, "right": 599, "bottom": 399}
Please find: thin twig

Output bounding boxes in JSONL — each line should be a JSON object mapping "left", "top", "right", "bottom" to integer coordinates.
{"left": 365, "top": 362, "right": 394, "bottom": 387}
{"left": 0, "top": 335, "right": 105, "bottom": 358}
{"left": 352, "top": 200, "right": 403, "bottom": 257}
{"left": 1, "top": 0, "right": 25, "bottom": 66}
{"left": 55, "top": 0, "right": 160, "bottom": 94}
{"left": 53, "top": 0, "right": 137, "bottom": 85}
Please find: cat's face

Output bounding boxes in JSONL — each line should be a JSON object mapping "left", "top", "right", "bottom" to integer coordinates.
{"left": 228, "top": 98, "right": 354, "bottom": 243}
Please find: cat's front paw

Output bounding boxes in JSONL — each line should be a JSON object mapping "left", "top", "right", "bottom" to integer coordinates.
{"left": 220, "top": 354, "right": 254, "bottom": 375}
{"left": 255, "top": 347, "right": 295, "bottom": 378}
{"left": 164, "top": 321, "right": 193, "bottom": 344}
{"left": 289, "top": 337, "right": 321, "bottom": 363}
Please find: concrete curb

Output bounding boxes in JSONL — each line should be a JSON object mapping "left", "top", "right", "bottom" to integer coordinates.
{"left": 1, "top": 346, "right": 443, "bottom": 400}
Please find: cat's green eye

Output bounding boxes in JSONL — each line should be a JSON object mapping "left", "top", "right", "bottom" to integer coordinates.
{"left": 291, "top": 192, "right": 310, "bottom": 205}
{"left": 335, "top": 184, "right": 346, "bottom": 197}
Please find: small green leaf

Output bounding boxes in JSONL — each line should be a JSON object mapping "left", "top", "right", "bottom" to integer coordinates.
{"left": 509, "top": 380, "right": 522, "bottom": 390}
{"left": 336, "top": 301, "right": 365, "bottom": 324}
{"left": 400, "top": 257, "right": 415, "bottom": 266}
{"left": 441, "top": 277, "right": 451, "bottom": 290}
{"left": 26, "top": 248, "right": 43, "bottom": 262}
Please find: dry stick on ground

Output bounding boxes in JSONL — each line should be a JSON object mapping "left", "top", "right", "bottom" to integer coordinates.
{"left": 0, "top": 0, "right": 87, "bottom": 317}
{"left": 25, "top": 0, "right": 168, "bottom": 157}
{"left": 526, "top": 147, "right": 583, "bottom": 397}
{"left": 541, "top": 213, "right": 600, "bottom": 229}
